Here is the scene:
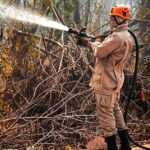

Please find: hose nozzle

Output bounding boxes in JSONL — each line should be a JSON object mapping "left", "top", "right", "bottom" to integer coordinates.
{"left": 68, "top": 28, "right": 95, "bottom": 41}
{"left": 68, "top": 28, "right": 79, "bottom": 35}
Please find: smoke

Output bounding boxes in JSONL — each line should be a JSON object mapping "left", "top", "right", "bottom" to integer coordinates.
{"left": 112, "top": 0, "right": 132, "bottom": 8}
{"left": 0, "top": 3, "right": 69, "bottom": 31}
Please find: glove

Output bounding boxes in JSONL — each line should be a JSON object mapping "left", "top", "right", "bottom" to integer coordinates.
{"left": 77, "top": 28, "right": 92, "bottom": 47}
{"left": 138, "top": 90, "right": 145, "bottom": 101}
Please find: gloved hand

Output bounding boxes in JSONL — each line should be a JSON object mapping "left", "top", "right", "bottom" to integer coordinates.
{"left": 76, "top": 27, "right": 92, "bottom": 48}
{"left": 138, "top": 90, "right": 145, "bottom": 101}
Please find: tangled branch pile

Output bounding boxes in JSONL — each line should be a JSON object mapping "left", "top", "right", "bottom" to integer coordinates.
{"left": 0, "top": 23, "right": 96, "bottom": 149}
{"left": 0, "top": 21, "right": 149, "bottom": 149}
{"left": 0, "top": 0, "right": 150, "bottom": 147}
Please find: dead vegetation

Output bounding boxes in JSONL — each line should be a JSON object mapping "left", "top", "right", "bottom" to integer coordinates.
{"left": 0, "top": 0, "right": 149, "bottom": 149}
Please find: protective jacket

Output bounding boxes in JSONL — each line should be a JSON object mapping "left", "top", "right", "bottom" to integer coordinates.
{"left": 90, "top": 24, "right": 134, "bottom": 95}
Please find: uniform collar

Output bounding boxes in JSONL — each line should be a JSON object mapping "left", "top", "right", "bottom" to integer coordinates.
{"left": 112, "top": 23, "right": 129, "bottom": 32}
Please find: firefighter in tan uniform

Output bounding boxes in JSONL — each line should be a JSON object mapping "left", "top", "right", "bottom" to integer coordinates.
{"left": 78, "top": 5, "right": 133, "bottom": 150}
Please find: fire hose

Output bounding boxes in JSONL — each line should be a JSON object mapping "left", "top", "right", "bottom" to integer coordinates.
{"left": 68, "top": 27, "right": 110, "bottom": 41}
{"left": 68, "top": 28, "right": 150, "bottom": 150}
{"left": 125, "top": 29, "right": 150, "bottom": 150}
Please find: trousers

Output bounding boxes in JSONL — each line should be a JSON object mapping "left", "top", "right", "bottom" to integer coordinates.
{"left": 95, "top": 92, "right": 127, "bottom": 137}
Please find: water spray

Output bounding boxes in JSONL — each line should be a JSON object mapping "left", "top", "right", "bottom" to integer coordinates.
{"left": 0, "top": 3, "right": 100, "bottom": 40}
{"left": 0, "top": 3, "right": 69, "bottom": 32}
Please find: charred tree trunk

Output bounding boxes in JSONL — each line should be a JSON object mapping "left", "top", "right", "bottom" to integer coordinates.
{"left": 137, "top": 0, "right": 150, "bottom": 75}
{"left": 73, "top": 0, "right": 81, "bottom": 25}
{"left": 84, "top": 0, "right": 90, "bottom": 26}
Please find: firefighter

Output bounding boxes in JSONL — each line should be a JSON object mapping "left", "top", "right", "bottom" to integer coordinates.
{"left": 78, "top": 5, "right": 133, "bottom": 150}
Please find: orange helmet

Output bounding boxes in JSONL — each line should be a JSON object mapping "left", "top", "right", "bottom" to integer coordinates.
{"left": 110, "top": 5, "right": 131, "bottom": 20}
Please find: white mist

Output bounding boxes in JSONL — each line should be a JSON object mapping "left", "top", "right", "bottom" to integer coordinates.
{"left": 0, "top": 3, "right": 69, "bottom": 32}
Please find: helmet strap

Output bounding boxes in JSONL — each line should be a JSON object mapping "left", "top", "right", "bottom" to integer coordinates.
{"left": 113, "top": 16, "right": 126, "bottom": 25}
